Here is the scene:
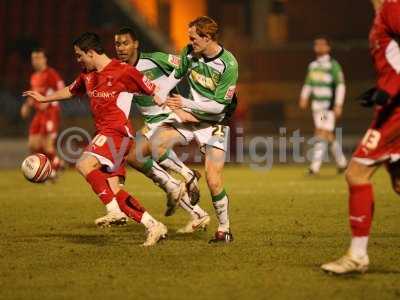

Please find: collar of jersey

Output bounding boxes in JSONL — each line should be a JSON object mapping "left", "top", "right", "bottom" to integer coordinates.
{"left": 202, "top": 46, "right": 224, "bottom": 63}
{"left": 317, "top": 54, "right": 331, "bottom": 63}
{"left": 96, "top": 59, "right": 117, "bottom": 73}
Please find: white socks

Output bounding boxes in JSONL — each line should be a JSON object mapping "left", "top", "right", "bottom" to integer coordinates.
{"left": 179, "top": 193, "right": 208, "bottom": 219}
{"left": 212, "top": 189, "right": 230, "bottom": 232}
{"left": 310, "top": 140, "right": 327, "bottom": 173}
{"left": 140, "top": 211, "right": 157, "bottom": 229}
{"left": 350, "top": 236, "right": 369, "bottom": 257}
{"left": 330, "top": 140, "right": 347, "bottom": 168}
{"left": 144, "top": 159, "right": 181, "bottom": 194}
{"left": 158, "top": 149, "right": 194, "bottom": 182}
{"left": 106, "top": 198, "right": 122, "bottom": 214}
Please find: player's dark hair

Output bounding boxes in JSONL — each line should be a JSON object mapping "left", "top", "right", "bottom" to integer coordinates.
{"left": 314, "top": 35, "right": 332, "bottom": 46}
{"left": 115, "top": 27, "right": 138, "bottom": 41}
{"left": 73, "top": 32, "right": 105, "bottom": 54}
{"left": 31, "top": 47, "right": 46, "bottom": 56}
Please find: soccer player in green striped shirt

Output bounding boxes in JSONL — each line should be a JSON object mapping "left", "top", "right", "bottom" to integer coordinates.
{"left": 108, "top": 27, "right": 211, "bottom": 233}
{"left": 152, "top": 16, "right": 238, "bottom": 243}
{"left": 299, "top": 36, "right": 347, "bottom": 174}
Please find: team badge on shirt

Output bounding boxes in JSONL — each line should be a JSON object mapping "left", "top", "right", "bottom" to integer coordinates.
{"left": 225, "top": 85, "right": 236, "bottom": 100}
{"left": 142, "top": 75, "right": 155, "bottom": 91}
{"left": 168, "top": 55, "right": 181, "bottom": 68}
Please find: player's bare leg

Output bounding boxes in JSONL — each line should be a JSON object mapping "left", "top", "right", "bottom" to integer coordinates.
{"left": 205, "top": 146, "right": 233, "bottom": 243}
{"left": 148, "top": 126, "right": 210, "bottom": 223}
{"left": 127, "top": 135, "right": 186, "bottom": 216}
{"left": 140, "top": 126, "right": 201, "bottom": 200}
{"left": 43, "top": 134, "right": 62, "bottom": 182}
{"left": 157, "top": 148, "right": 202, "bottom": 206}
{"left": 28, "top": 134, "right": 43, "bottom": 153}
{"left": 321, "top": 159, "right": 378, "bottom": 274}
{"left": 76, "top": 153, "right": 166, "bottom": 246}
{"left": 387, "top": 160, "right": 400, "bottom": 195}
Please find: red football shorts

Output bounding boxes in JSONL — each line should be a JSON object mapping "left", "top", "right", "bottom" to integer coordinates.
{"left": 353, "top": 105, "right": 400, "bottom": 165}
{"left": 29, "top": 106, "right": 60, "bottom": 139}
{"left": 84, "top": 132, "right": 133, "bottom": 174}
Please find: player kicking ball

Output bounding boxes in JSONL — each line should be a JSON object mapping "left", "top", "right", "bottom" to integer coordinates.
{"left": 111, "top": 27, "right": 210, "bottom": 233}
{"left": 322, "top": 0, "right": 400, "bottom": 274}
{"left": 24, "top": 32, "right": 167, "bottom": 246}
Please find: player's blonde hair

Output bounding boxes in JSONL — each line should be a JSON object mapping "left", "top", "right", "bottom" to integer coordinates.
{"left": 189, "top": 16, "right": 219, "bottom": 40}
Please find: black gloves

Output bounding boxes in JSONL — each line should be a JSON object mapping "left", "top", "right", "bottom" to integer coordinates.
{"left": 358, "top": 87, "right": 390, "bottom": 107}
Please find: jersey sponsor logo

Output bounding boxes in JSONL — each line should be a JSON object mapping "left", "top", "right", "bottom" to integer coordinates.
{"left": 168, "top": 55, "right": 181, "bottom": 68}
{"left": 310, "top": 70, "right": 332, "bottom": 83}
{"left": 190, "top": 69, "right": 216, "bottom": 91}
{"left": 142, "top": 75, "right": 155, "bottom": 91}
{"left": 87, "top": 90, "right": 117, "bottom": 99}
{"left": 225, "top": 85, "right": 236, "bottom": 100}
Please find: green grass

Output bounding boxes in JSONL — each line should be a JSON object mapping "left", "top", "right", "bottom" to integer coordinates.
{"left": 0, "top": 165, "right": 399, "bottom": 300}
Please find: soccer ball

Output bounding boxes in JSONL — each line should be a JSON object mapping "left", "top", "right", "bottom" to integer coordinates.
{"left": 21, "top": 153, "right": 52, "bottom": 183}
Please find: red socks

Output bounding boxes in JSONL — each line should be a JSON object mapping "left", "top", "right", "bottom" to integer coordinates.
{"left": 86, "top": 169, "right": 114, "bottom": 205}
{"left": 349, "top": 184, "right": 374, "bottom": 237}
{"left": 115, "top": 190, "right": 146, "bottom": 223}
{"left": 86, "top": 169, "right": 146, "bottom": 223}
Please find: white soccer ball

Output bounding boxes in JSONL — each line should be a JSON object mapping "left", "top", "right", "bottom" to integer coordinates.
{"left": 21, "top": 153, "right": 52, "bottom": 183}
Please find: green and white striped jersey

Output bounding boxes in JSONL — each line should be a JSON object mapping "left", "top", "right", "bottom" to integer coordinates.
{"left": 174, "top": 45, "right": 239, "bottom": 122}
{"left": 302, "top": 54, "right": 345, "bottom": 111}
{"left": 133, "top": 51, "right": 180, "bottom": 124}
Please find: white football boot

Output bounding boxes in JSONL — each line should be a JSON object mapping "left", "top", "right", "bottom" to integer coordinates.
{"left": 321, "top": 251, "right": 369, "bottom": 275}
{"left": 165, "top": 182, "right": 186, "bottom": 216}
{"left": 142, "top": 222, "right": 168, "bottom": 247}
{"left": 95, "top": 211, "right": 128, "bottom": 227}
{"left": 177, "top": 215, "right": 211, "bottom": 234}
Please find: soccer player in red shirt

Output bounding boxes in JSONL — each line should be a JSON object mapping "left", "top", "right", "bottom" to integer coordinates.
{"left": 24, "top": 32, "right": 168, "bottom": 246}
{"left": 322, "top": 0, "right": 400, "bottom": 274}
{"left": 20, "top": 48, "right": 65, "bottom": 180}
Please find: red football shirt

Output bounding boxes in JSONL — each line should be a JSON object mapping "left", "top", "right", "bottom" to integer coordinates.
{"left": 69, "top": 59, "right": 155, "bottom": 135}
{"left": 30, "top": 67, "right": 65, "bottom": 110}
{"left": 369, "top": 0, "right": 400, "bottom": 97}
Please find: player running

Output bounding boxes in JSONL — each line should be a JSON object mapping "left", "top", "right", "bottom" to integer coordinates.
{"left": 146, "top": 16, "right": 238, "bottom": 243}
{"left": 322, "top": 0, "right": 400, "bottom": 274}
{"left": 24, "top": 32, "right": 167, "bottom": 246}
{"left": 299, "top": 36, "right": 347, "bottom": 175}
{"left": 21, "top": 48, "right": 65, "bottom": 181}
{"left": 111, "top": 27, "right": 210, "bottom": 233}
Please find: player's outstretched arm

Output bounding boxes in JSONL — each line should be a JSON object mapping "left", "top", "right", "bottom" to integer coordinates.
{"left": 23, "top": 86, "right": 73, "bottom": 103}
{"left": 20, "top": 100, "right": 32, "bottom": 119}
{"left": 166, "top": 93, "right": 225, "bottom": 114}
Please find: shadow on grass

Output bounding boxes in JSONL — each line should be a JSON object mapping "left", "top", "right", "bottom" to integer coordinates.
{"left": 15, "top": 225, "right": 210, "bottom": 246}
{"left": 310, "top": 264, "right": 400, "bottom": 278}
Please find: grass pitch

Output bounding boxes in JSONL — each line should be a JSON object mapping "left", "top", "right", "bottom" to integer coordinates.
{"left": 0, "top": 165, "right": 399, "bottom": 300}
